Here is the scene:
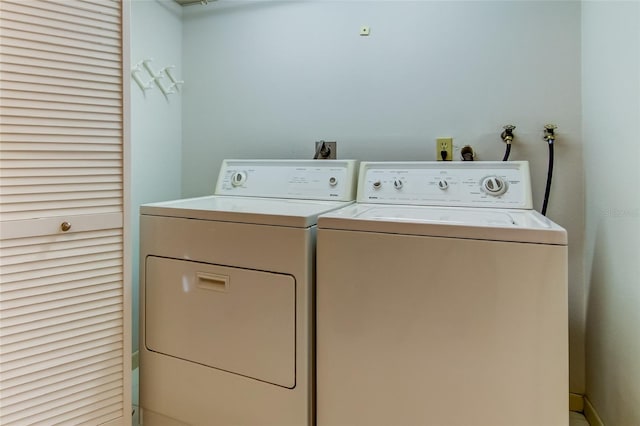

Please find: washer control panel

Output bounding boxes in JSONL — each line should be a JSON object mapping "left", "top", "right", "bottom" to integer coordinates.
{"left": 358, "top": 161, "right": 532, "bottom": 208}
{"left": 215, "top": 159, "right": 358, "bottom": 201}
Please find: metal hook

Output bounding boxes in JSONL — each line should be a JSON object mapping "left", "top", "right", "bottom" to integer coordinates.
{"left": 131, "top": 63, "right": 153, "bottom": 91}
{"left": 164, "top": 66, "right": 185, "bottom": 91}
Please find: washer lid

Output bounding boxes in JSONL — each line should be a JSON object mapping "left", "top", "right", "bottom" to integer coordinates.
{"left": 141, "top": 195, "right": 354, "bottom": 227}
{"left": 318, "top": 204, "right": 567, "bottom": 245}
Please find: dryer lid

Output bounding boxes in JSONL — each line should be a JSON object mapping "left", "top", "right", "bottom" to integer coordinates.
{"left": 141, "top": 195, "right": 355, "bottom": 228}
{"left": 318, "top": 204, "right": 567, "bottom": 245}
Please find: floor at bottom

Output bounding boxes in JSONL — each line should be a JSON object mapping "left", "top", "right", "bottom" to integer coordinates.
{"left": 131, "top": 368, "right": 590, "bottom": 426}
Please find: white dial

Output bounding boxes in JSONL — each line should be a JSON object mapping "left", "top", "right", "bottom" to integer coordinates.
{"left": 372, "top": 181, "right": 382, "bottom": 189}
{"left": 481, "top": 176, "right": 507, "bottom": 196}
{"left": 393, "top": 179, "right": 403, "bottom": 190}
{"left": 230, "top": 171, "right": 247, "bottom": 187}
{"left": 329, "top": 176, "right": 338, "bottom": 187}
{"left": 437, "top": 179, "right": 449, "bottom": 190}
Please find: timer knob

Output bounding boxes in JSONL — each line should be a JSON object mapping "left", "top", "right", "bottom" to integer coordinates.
{"left": 482, "top": 176, "right": 507, "bottom": 196}
{"left": 437, "top": 179, "right": 449, "bottom": 190}
{"left": 393, "top": 179, "right": 403, "bottom": 190}
{"left": 231, "top": 171, "right": 247, "bottom": 187}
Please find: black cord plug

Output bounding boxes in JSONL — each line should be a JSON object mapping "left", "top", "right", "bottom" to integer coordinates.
{"left": 440, "top": 150, "right": 448, "bottom": 161}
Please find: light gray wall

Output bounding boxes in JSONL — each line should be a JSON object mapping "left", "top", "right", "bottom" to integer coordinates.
{"left": 181, "top": 0, "right": 586, "bottom": 393}
{"left": 131, "top": 0, "right": 183, "bottom": 353}
{"left": 582, "top": 1, "right": 640, "bottom": 424}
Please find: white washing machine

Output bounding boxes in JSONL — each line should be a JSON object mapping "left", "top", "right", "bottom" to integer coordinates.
{"left": 316, "top": 161, "right": 568, "bottom": 426}
{"left": 139, "top": 159, "right": 358, "bottom": 426}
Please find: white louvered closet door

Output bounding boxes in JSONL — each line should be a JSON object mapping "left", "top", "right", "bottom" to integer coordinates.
{"left": 0, "top": 0, "right": 131, "bottom": 425}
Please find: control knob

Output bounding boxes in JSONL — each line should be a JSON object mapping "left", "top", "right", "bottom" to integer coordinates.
{"left": 481, "top": 176, "right": 507, "bottom": 196}
{"left": 393, "top": 179, "right": 403, "bottom": 190}
{"left": 437, "top": 179, "right": 449, "bottom": 190}
{"left": 230, "top": 171, "right": 247, "bottom": 187}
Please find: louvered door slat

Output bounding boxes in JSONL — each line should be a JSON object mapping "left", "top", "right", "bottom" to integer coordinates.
{"left": 2, "top": 124, "right": 122, "bottom": 137}
{"left": 0, "top": 46, "right": 121, "bottom": 71}
{"left": 0, "top": 228, "right": 121, "bottom": 251}
{"left": 3, "top": 352, "right": 122, "bottom": 394}
{"left": 1, "top": 143, "right": 122, "bottom": 153}
{"left": 1, "top": 13, "right": 121, "bottom": 46}
{"left": 0, "top": 87, "right": 122, "bottom": 107}
{"left": 1, "top": 167, "right": 121, "bottom": 178}
{"left": 2, "top": 309, "right": 122, "bottom": 346}
{"left": 1, "top": 26, "right": 121, "bottom": 52}
{"left": 3, "top": 53, "right": 120, "bottom": 80}
{"left": 1, "top": 111, "right": 121, "bottom": 126}
{"left": 1, "top": 0, "right": 121, "bottom": 29}
{"left": 2, "top": 97, "right": 122, "bottom": 113}
{"left": 3, "top": 364, "right": 123, "bottom": 410}
{"left": 2, "top": 319, "right": 123, "bottom": 362}
{"left": 0, "top": 271, "right": 122, "bottom": 299}
{"left": 0, "top": 37, "right": 121, "bottom": 63}
{"left": 2, "top": 180, "right": 122, "bottom": 195}
{"left": 1, "top": 345, "right": 123, "bottom": 383}
{"left": 3, "top": 382, "right": 123, "bottom": 424}
{"left": 0, "top": 0, "right": 128, "bottom": 423}
{"left": 0, "top": 73, "right": 122, "bottom": 95}
{"left": 2, "top": 350, "right": 121, "bottom": 394}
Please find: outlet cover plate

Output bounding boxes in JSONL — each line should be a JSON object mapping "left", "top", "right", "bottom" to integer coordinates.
{"left": 436, "top": 137, "right": 453, "bottom": 161}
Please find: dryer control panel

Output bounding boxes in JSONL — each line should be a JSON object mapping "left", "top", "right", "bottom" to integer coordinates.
{"left": 358, "top": 161, "right": 533, "bottom": 209}
{"left": 215, "top": 159, "right": 358, "bottom": 201}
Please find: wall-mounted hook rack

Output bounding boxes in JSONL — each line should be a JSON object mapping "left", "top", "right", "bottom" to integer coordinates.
{"left": 131, "top": 58, "right": 184, "bottom": 97}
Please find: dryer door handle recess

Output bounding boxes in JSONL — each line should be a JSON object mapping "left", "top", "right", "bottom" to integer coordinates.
{"left": 197, "top": 272, "right": 229, "bottom": 292}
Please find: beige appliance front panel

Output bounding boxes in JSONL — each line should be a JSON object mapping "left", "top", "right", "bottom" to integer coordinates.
{"left": 140, "top": 216, "right": 314, "bottom": 426}
{"left": 317, "top": 229, "right": 568, "bottom": 426}
{"left": 145, "top": 256, "right": 295, "bottom": 388}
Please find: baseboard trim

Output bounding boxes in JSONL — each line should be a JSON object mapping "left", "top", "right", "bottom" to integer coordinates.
{"left": 569, "top": 393, "right": 584, "bottom": 412}
{"left": 132, "top": 350, "right": 139, "bottom": 370}
{"left": 584, "top": 397, "right": 605, "bottom": 426}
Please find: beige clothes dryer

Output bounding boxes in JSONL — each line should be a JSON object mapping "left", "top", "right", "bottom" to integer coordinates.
{"left": 139, "top": 159, "right": 357, "bottom": 426}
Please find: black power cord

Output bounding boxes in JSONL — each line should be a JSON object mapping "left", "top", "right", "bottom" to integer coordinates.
{"left": 541, "top": 140, "right": 554, "bottom": 216}
{"left": 541, "top": 125, "right": 557, "bottom": 216}
{"left": 502, "top": 143, "right": 512, "bottom": 161}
